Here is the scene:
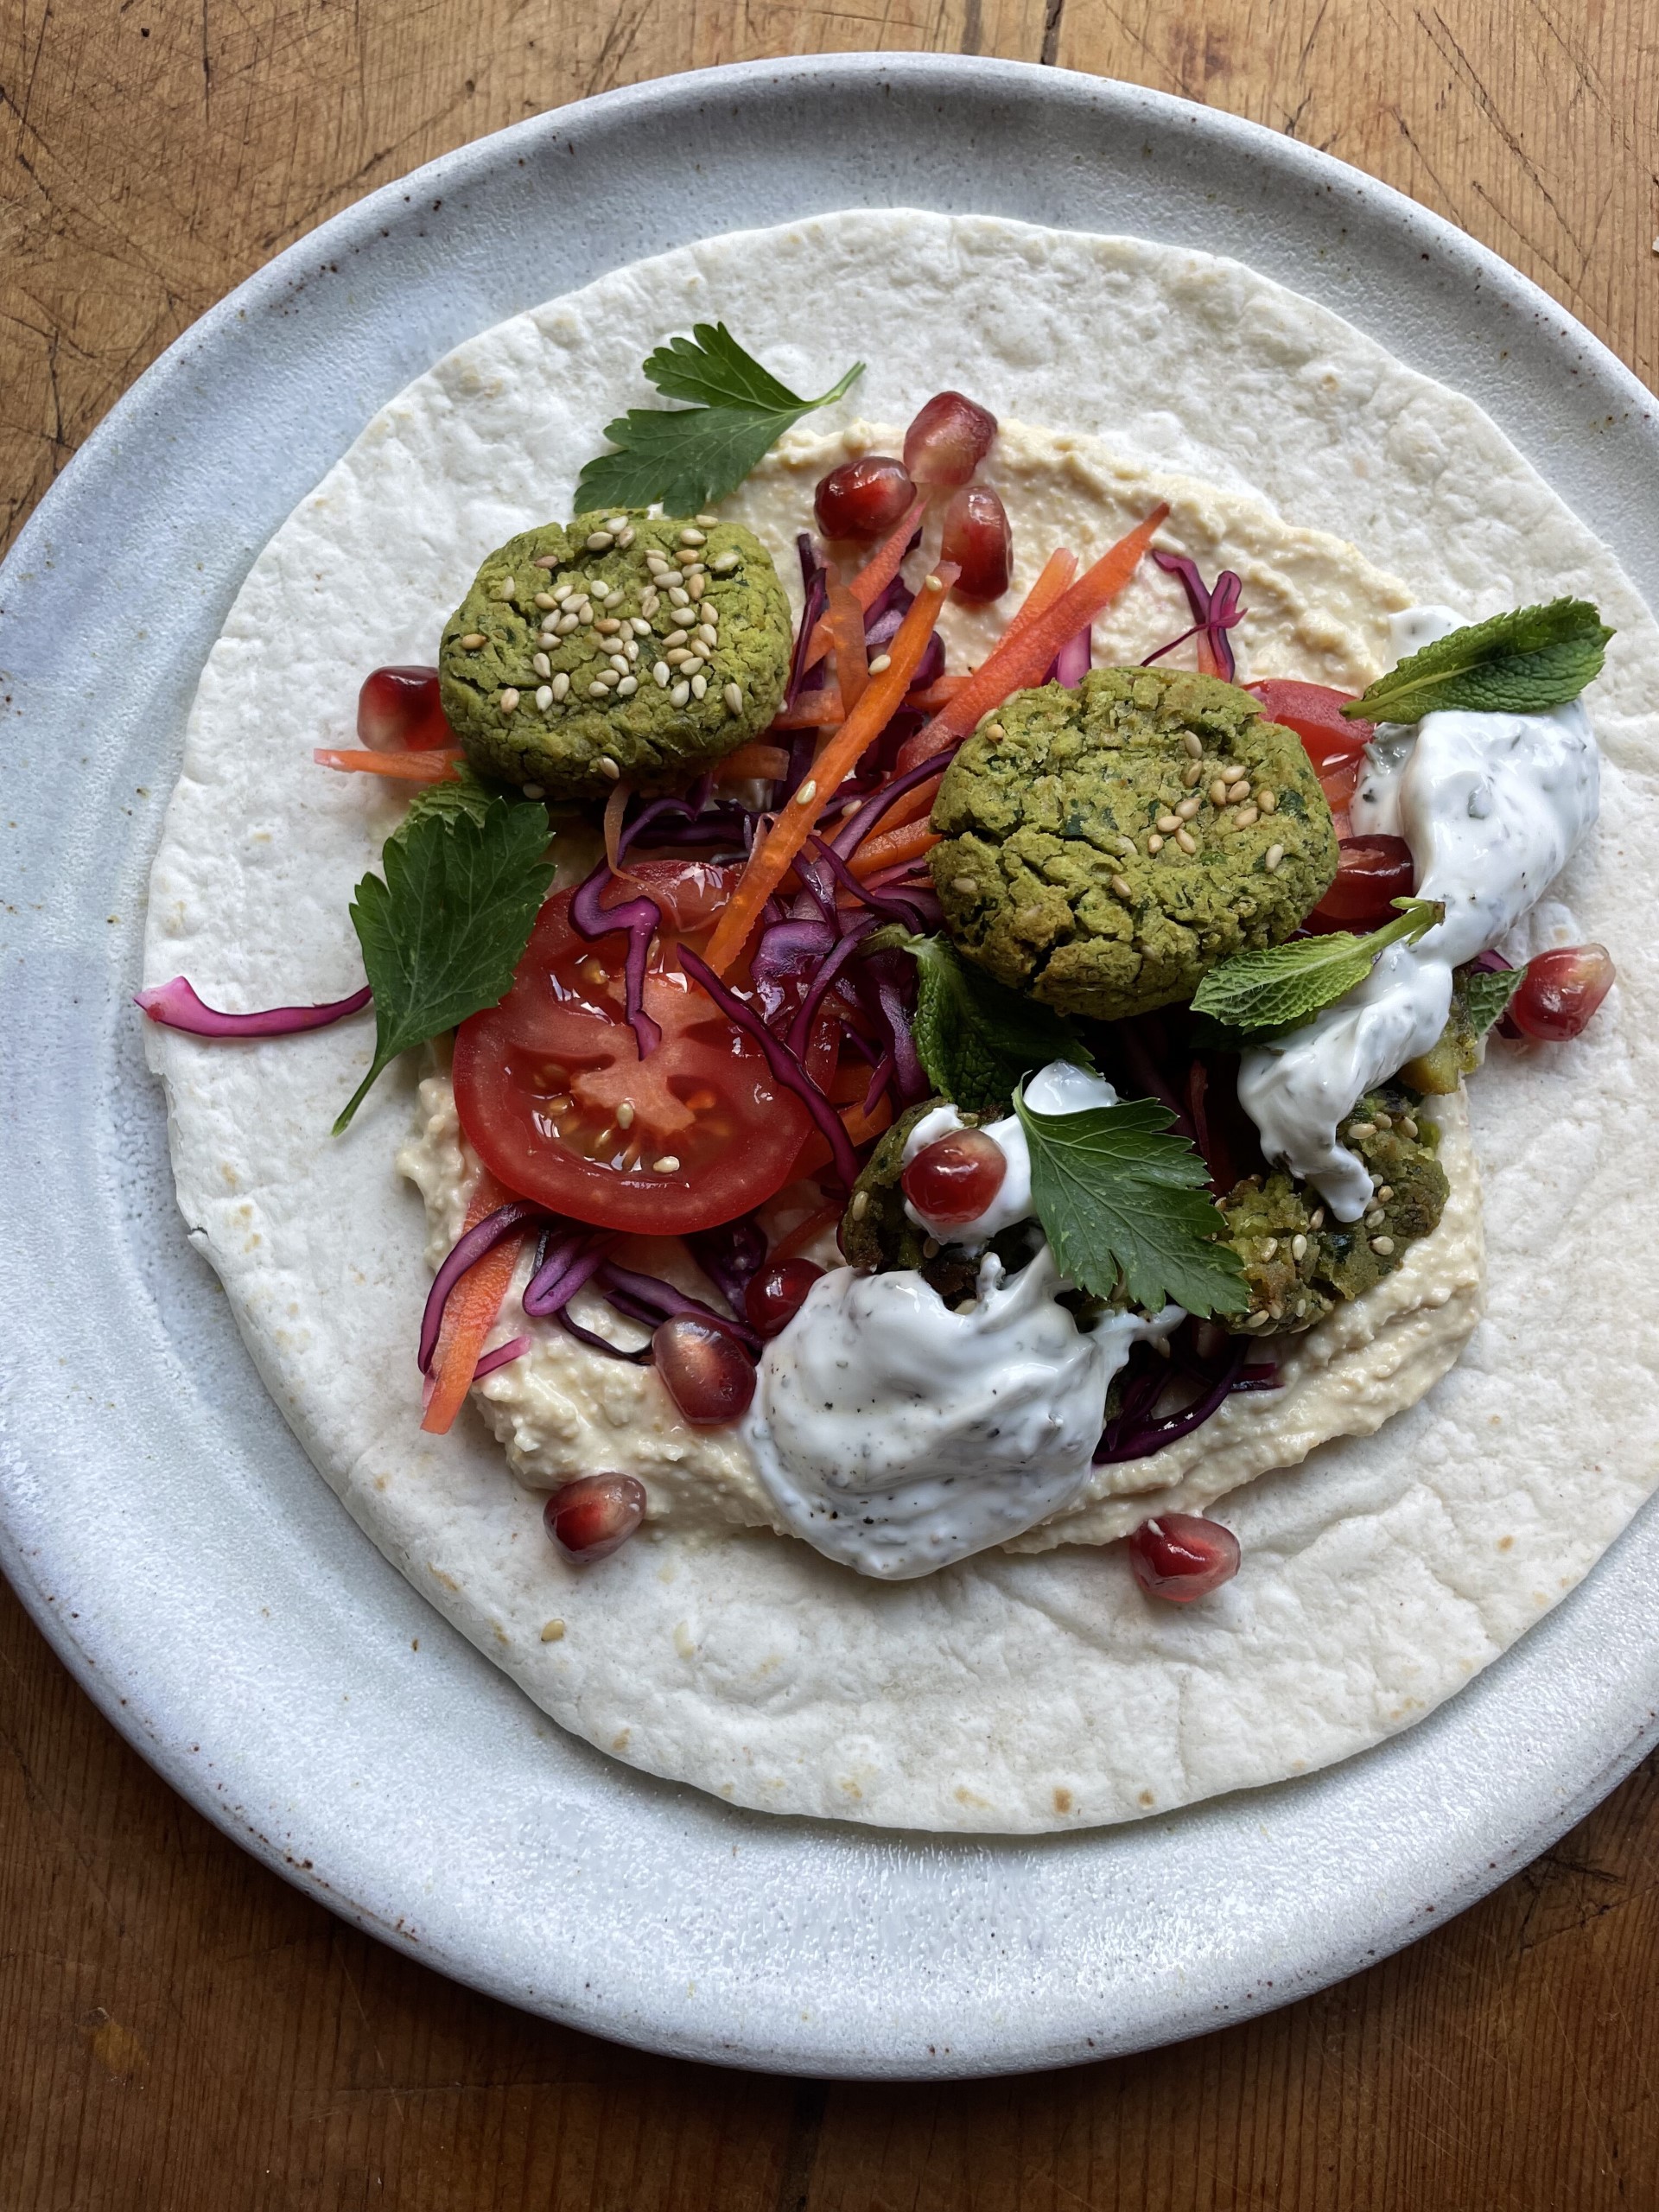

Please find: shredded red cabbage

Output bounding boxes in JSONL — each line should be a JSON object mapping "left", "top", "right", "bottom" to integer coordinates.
{"left": 417, "top": 1199, "right": 546, "bottom": 1371}
{"left": 595, "top": 1259, "right": 760, "bottom": 1351}
{"left": 473, "top": 1336, "right": 530, "bottom": 1380}
{"left": 828, "top": 750, "right": 944, "bottom": 861}
{"left": 557, "top": 1307, "right": 652, "bottom": 1363}
{"left": 853, "top": 944, "right": 928, "bottom": 1107}
{"left": 570, "top": 861, "right": 662, "bottom": 1060}
{"left": 1143, "top": 552, "right": 1246, "bottom": 682}
{"left": 785, "top": 913, "right": 876, "bottom": 1060}
{"left": 135, "top": 976, "right": 372, "bottom": 1038}
{"left": 522, "top": 1226, "right": 613, "bottom": 1317}
{"left": 677, "top": 945, "right": 862, "bottom": 1189}
{"left": 687, "top": 1216, "right": 769, "bottom": 1316}
{"left": 1096, "top": 1323, "right": 1281, "bottom": 1463}
{"left": 1050, "top": 626, "right": 1091, "bottom": 689}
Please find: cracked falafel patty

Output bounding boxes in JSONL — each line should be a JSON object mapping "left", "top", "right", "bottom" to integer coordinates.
{"left": 439, "top": 511, "right": 791, "bottom": 800}
{"left": 929, "top": 667, "right": 1339, "bottom": 1020}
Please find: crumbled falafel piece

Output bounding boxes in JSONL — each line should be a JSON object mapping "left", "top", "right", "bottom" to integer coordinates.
{"left": 1217, "top": 1086, "right": 1449, "bottom": 1335}
{"left": 439, "top": 512, "right": 791, "bottom": 800}
{"left": 929, "top": 667, "right": 1338, "bottom": 1021}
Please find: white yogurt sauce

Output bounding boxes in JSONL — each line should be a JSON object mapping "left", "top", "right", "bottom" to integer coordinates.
{"left": 1238, "top": 607, "right": 1599, "bottom": 1217}
{"left": 747, "top": 1059, "right": 1179, "bottom": 1578}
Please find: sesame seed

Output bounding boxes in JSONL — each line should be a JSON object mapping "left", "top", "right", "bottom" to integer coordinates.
{"left": 724, "top": 682, "right": 743, "bottom": 715}
{"left": 603, "top": 516, "right": 628, "bottom": 532}
{"left": 615, "top": 676, "right": 638, "bottom": 697}
{"left": 922, "top": 1237, "right": 940, "bottom": 1259}
{"left": 535, "top": 684, "right": 552, "bottom": 710}
{"left": 534, "top": 590, "right": 557, "bottom": 611}
{"left": 695, "top": 512, "right": 719, "bottom": 526}
{"left": 1401, "top": 1116, "right": 1419, "bottom": 1139}
{"left": 925, "top": 572, "right": 944, "bottom": 591}
{"left": 1111, "top": 874, "right": 1134, "bottom": 899}
{"left": 551, "top": 581, "right": 573, "bottom": 601}
{"left": 594, "top": 616, "right": 620, "bottom": 635}
{"left": 1309, "top": 1208, "right": 1325, "bottom": 1230}
{"left": 1156, "top": 812, "right": 1182, "bottom": 834}
{"left": 588, "top": 682, "right": 611, "bottom": 698}
{"left": 555, "top": 613, "right": 580, "bottom": 635}
{"left": 540, "top": 1618, "right": 566, "bottom": 1643}
{"left": 640, "top": 591, "right": 660, "bottom": 617}
{"left": 984, "top": 722, "right": 1006, "bottom": 743}
{"left": 696, "top": 624, "right": 719, "bottom": 649}
{"left": 1210, "top": 779, "right": 1230, "bottom": 806}
{"left": 605, "top": 588, "right": 626, "bottom": 607}
{"left": 1257, "top": 789, "right": 1277, "bottom": 814}
{"left": 523, "top": 783, "right": 544, "bottom": 799}
{"left": 851, "top": 1190, "right": 870, "bottom": 1220}
{"left": 622, "top": 617, "right": 648, "bottom": 639}
{"left": 652, "top": 1154, "right": 681, "bottom": 1173}
{"left": 676, "top": 549, "right": 702, "bottom": 568}
{"left": 666, "top": 647, "right": 694, "bottom": 666}
{"left": 796, "top": 780, "right": 818, "bottom": 806}
{"left": 1264, "top": 842, "right": 1284, "bottom": 872}
{"left": 670, "top": 681, "right": 690, "bottom": 708}
{"left": 550, "top": 672, "right": 570, "bottom": 702}
{"left": 1175, "top": 827, "right": 1198, "bottom": 855}
{"left": 532, "top": 652, "right": 551, "bottom": 678}
{"left": 679, "top": 527, "right": 707, "bottom": 547}
{"left": 1370, "top": 1236, "right": 1395, "bottom": 1255}
{"left": 533, "top": 555, "right": 558, "bottom": 571}
{"left": 609, "top": 652, "right": 630, "bottom": 675}
{"left": 668, "top": 585, "right": 690, "bottom": 607}
{"left": 685, "top": 674, "right": 703, "bottom": 700}
{"left": 653, "top": 662, "right": 671, "bottom": 687}
{"left": 1215, "top": 763, "right": 1243, "bottom": 782}
{"left": 1182, "top": 731, "right": 1205, "bottom": 760}
{"left": 459, "top": 632, "right": 486, "bottom": 650}
{"left": 571, "top": 600, "right": 593, "bottom": 622}
{"left": 1347, "top": 1121, "right": 1376, "bottom": 1141}
{"left": 616, "top": 1100, "right": 635, "bottom": 1128}
{"left": 1181, "top": 761, "right": 1204, "bottom": 787}
{"left": 1227, "top": 779, "right": 1251, "bottom": 804}
{"left": 585, "top": 531, "right": 613, "bottom": 551}
{"left": 1115, "top": 835, "right": 1137, "bottom": 857}
{"left": 1377, "top": 1185, "right": 1395, "bottom": 1202}
{"left": 1174, "top": 796, "right": 1202, "bottom": 821}
{"left": 710, "top": 550, "right": 741, "bottom": 573}
{"left": 688, "top": 575, "right": 706, "bottom": 601}
{"left": 1365, "top": 1208, "right": 1385, "bottom": 1229}
{"left": 596, "top": 755, "right": 620, "bottom": 781}
{"left": 868, "top": 652, "right": 893, "bottom": 676}
{"left": 495, "top": 577, "right": 517, "bottom": 601}
{"left": 1291, "top": 1233, "right": 1308, "bottom": 1261}
{"left": 670, "top": 607, "right": 698, "bottom": 628}
{"left": 1147, "top": 833, "right": 1165, "bottom": 854}
{"left": 614, "top": 527, "right": 635, "bottom": 549}
{"left": 1261, "top": 1237, "right": 1278, "bottom": 1260}
{"left": 951, "top": 874, "right": 979, "bottom": 896}
{"left": 499, "top": 688, "right": 520, "bottom": 712}
{"left": 1235, "top": 803, "right": 1260, "bottom": 828}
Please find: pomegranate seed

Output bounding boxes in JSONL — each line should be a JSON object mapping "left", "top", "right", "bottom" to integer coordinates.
{"left": 358, "top": 664, "right": 453, "bottom": 751}
{"left": 1127, "top": 1513, "right": 1241, "bottom": 1603}
{"left": 900, "top": 1128, "right": 1007, "bottom": 1230}
{"left": 1306, "top": 835, "right": 1415, "bottom": 932}
{"left": 1509, "top": 943, "right": 1616, "bottom": 1042}
{"left": 814, "top": 455, "right": 916, "bottom": 543}
{"left": 903, "top": 391, "right": 997, "bottom": 486}
{"left": 653, "top": 1316, "right": 756, "bottom": 1424}
{"left": 745, "top": 1257, "right": 824, "bottom": 1338}
{"left": 940, "top": 485, "right": 1013, "bottom": 602}
{"left": 544, "top": 1472, "right": 647, "bottom": 1562}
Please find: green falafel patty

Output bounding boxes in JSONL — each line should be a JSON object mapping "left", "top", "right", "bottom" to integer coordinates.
{"left": 929, "top": 667, "right": 1339, "bottom": 1021}
{"left": 1217, "top": 1086, "right": 1448, "bottom": 1335}
{"left": 439, "top": 512, "right": 791, "bottom": 800}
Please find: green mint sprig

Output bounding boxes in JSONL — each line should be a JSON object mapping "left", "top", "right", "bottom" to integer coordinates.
{"left": 903, "top": 933, "right": 1094, "bottom": 1116}
{"left": 334, "top": 794, "right": 554, "bottom": 1131}
{"left": 1461, "top": 963, "right": 1524, "bottom": 1037}
{"left": 575, "top": 324, "right": 865, "bottom": 515}
{"left": 1191, "top": 898, "right": 1444, "bottom": 1040}
{"left": 1014, "top": 1086, "right": 1248, "bottom": 1319}
{"left": 1345, "top": 599, "right": 1611, "bottom": 724}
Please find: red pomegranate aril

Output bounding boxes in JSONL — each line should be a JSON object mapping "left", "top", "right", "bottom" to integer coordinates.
{"left": 544, "top": 1472, "right": 647, "bottom": 1562}
{"left": 1509, "top": 944, "right": 1616, "bottom": 1042}
{"left": 901, "top": 1128, "right": 1007, "bottom": 1229}
{"left": 1306, "top": 835, "right": 1416, "bottom": 932}
{"left": 814, "top": 454, "right": 916, "bottom": 543}
{"left": 745, "top": 1257, "right": 825, "bottom": 1338}
{"left": 940, "top": 485, "right": 1013, "bottom": 602}
{"left": 653, "top": 1315, "right": 756, "bottom": 1425}
{"left": 1128, "top": 1513, "right": 1241, "bottom": 1603}
{"left": 358, "top": 664, "right": 454, "bottom": 751}
{"left": 903, "top": 390, "right": 998, "bottom": 486}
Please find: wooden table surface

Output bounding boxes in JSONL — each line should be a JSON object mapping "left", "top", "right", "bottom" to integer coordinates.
{"left": 5, "top": 3, "right": 1659, "bottom": 2204}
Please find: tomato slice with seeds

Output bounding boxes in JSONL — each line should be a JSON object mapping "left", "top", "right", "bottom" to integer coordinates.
{"left": 453, "top": 861, "right": 811, "bottom": 1233}
{"left": 1249, "top": 679, "right": 1374, "bottom": 812}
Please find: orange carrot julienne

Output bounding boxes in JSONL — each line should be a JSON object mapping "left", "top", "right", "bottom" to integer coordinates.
{"left": 423, "top": 1171, "right": 529, "bottom": 1435}
{"left": 903, "top": 675, "right": 972, "bottom": 713}
{"left": 894, "top": 510, "right": 1167, "bottom": 774}
{"left": 769, "top": 1201, "right": 842, "bottom": 1262}
{"left": 315, "top": 747, "right": 463, "bottom": 783}
{"left": 823, "top": 581, "right": 870, "bottom": 715}
{"left": 771, "top": 690, "right": 846, "bottom": 730}
{"left": 702, "top": 564, "right": 959, "bottom": 976}
{"left": 803, "top": 490, "right": 928, "bottom": 667}
{"left": 848, "top": 771, "right": 941, "bottom": 855}
{"left": 993, "top": 547, "right": 1078, "bottom": 656}
{"left": 715, "top": 741, "right": 791, "bottom": 782}
{"left": 849, "top": 818, "right": 941, "bottom": 879}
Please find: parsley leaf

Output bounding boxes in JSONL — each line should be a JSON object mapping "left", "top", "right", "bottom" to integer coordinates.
{"left": 1461, "top": 963, "right": 1524, "bottom": 1036}
{"left": 906, "top": 934, "right": 1094, "bottom": 1115}
{"left": 387, "top": 761, "right": 500, "bottom": 847}
{"left": 575, "top": 323, "right": 864, "bottom": 515}
{"left": 334, "top": 796, "right": 554, "bottom": 1132}
{"left": 1014, "top": 1086, "right": 1249, "bottom": 1318}
{"left": 1346, "top": 599, "right": 1611, "bottom": 724}
{"left": 1190, "top": 898, "right": 1444, "bottom": 1039}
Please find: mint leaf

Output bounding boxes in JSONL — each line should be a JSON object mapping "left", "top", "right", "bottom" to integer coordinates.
{"left": 1014, "top": 1087, "right": 1248, "bottom": 1318}
{"left": 388, "top": 761, "right": 500, "bottom": 847}
{"left": 906, "top": 935, "right": 1094, "bottom": 1116}
{"left": 1347, "top": 599, "right": 1611, "bottom": 723}
{"left": 334, "top": 796, "right": 554, "bottom": 1131}
{"left": 575, "top": 324, "right": 864, "bottom": 514}
{"left": 1191, "top": 899, "right": 1444, "bottom": 1038}
{"left": 1461, "top": 963, "right": 1524, "bottom": 1036}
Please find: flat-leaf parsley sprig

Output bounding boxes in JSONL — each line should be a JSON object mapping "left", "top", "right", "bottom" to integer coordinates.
{"left": 575, "top": 324, "right": 865, "bottom": 516}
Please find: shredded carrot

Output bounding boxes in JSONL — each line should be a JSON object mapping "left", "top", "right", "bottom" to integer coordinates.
{"left": 422, "top": 1170, "right": 529, "bottom": 1436}
{"left": 823, "top": 582, "right": 870, "bottom": 714}
{"left": 894, "top": 511, "right": 1167, "bottom": 774}
{"left": 840, "top": 1093, "right": 893, "bottom": 1147}
{"left": 602, "top": 779, "right": 631, "bottom": 877}
{"left": 993, "top": 547, "right": 1078, "bottom": 655}
{"left": 771, "top": 690, "right": 846, "bottom": 730}
{"left": 770, "top": 1201, "right": 842, "bottom": 1262}
{"left": 1194, "top": 628, "right": 1223, "bottom": 679}
{"left": 702, "top": 565, "right": 958, "bottom": 976}
{"left": 849, "top": 819, "right": 941, "bottom": 879}
{"left": 856, "top": 772, "right": 941, "bottom": 846}
{"left": 715, "top": 741, "right": 791, "bottom": 781}
{"left": 315, "top": 747, "right": 462, "bottom": 783}
{"left": 803, "top": 491, "right": 928, "bottom": 666}
{"left": 904, "top": 675, "right": 971, "bottom": 712}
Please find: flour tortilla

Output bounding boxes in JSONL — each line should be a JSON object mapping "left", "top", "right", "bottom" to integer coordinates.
{"left": 143, "top": 213, "right": 1659, "bottom": 1833}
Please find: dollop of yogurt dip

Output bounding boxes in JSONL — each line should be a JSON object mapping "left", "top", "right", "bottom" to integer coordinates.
{"left": 1237, "top": 607, "right": 1600, "bottom": 1217}
{"left": 744, "top": 1062, "right": 1179, "bottom": 1580}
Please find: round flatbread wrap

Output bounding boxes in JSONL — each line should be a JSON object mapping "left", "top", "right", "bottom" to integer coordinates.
{"left": 142, "top": 211, "right": 1659, "bottom": 1833}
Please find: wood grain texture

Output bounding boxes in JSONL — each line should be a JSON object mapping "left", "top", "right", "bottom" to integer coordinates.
{"left": 5, "top": 3, "right": 1659, "bottom": 2205}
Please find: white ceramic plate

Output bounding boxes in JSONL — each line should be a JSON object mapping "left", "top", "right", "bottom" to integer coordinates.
{"left": 4, "top": 56, "right": 1658, "bottom": 2079}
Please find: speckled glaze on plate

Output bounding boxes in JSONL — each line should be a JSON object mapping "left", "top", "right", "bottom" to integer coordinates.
{"left": 3, "top": 55, "right": 1657, "bottom": 2079}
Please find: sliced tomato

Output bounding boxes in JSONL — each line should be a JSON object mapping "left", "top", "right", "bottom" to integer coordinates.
{"left": 1249, "top": 678, "right": 1374, "bottom": 812}
{"left": 453, "top": 861, "right": 811, "bottom": 1233}
{"left": 1305, "top": 835, "right": 1416, "bottom": 931}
